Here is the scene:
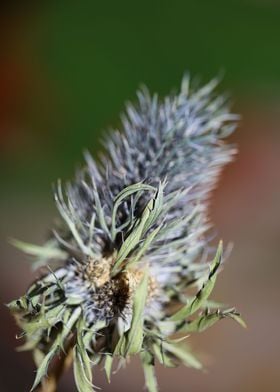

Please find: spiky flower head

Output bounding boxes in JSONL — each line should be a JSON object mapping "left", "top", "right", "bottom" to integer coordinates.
{"left": 9, "top": 76, "right": 245, "bottom": 392}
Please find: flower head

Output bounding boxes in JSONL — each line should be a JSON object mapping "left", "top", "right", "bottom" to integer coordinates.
{"left": 9, "top": 76, "right": 245, "bottom": 392}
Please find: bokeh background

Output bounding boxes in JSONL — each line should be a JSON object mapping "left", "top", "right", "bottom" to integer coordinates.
{"left": 1, "top": 1, "right": 280, "bottom": 391}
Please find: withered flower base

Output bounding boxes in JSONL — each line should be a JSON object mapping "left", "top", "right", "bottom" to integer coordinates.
{"left": 9, "top": 76, "right": 245, "bottom": 392}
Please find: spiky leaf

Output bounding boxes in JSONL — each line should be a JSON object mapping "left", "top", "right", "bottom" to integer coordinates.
{"left": 170, "top": 242, "right": 223, "bottom": 322}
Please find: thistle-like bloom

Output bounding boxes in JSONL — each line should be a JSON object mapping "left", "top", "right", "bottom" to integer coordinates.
{"left": 9, "top": 76, "right": 244, "bottom": 392}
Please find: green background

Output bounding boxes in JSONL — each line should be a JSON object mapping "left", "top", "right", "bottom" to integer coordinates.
{"left": 1, "top": 0, "right": 280, "bottom": 194}
{"left": 1, "top": 2, "right": 280, "bottom": 391}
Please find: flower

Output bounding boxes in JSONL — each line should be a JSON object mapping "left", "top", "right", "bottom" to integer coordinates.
{"left": 9, "top": 75, "right": 245, "bottom": 392}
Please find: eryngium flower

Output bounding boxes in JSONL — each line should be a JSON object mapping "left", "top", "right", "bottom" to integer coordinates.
{"left": 9, "top": 76, "right": 245, "bottom": 392}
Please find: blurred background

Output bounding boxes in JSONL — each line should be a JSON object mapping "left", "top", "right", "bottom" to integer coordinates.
{"left": 1, "top": 1, "right": 280, "bottom": 391}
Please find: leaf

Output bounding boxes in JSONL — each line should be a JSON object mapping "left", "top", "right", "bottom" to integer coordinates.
{"left": 113, "top": 334, "right": 127, "bottom": 356}
{"left": 163, "top": 342, "right": 202, "bottom": 370}
{"left": 114, "top": 268, "right": 149, "bottom": 357}
{"left": 170, "top": 241, "right": 223, "bottom": 322}
{"left": 57, "top": 307, "right": 82, "bottom": 350}
{"left": 126, "top": 225, "right": 162, "bottom": 268}
{"left": 73, "top": 317, "right": 106, "bottom": 392}
{"left": 22, "top": 304, "right": 65, "bottom": 336}
{"left": 104, "top": 355, "right": 113, "bottom": 383}
{"left": 112, "top": 182, "right": 166, "bottom": 275}
{"left": 121, "top": 268, "right": 149, "bottom": 356}
{"left": 54, "top": 181, "right": 90, "bottom": 254}
{"left": 142, "top": 182, "right": 165, "bottom": 234}
{"left": 91, "top": 180, "right": 111, "bottom": 240}
{"left": 204, "top": 299, "right": 227, "bottom": 309}
{"left": 156, "top": 320, "right": 176, "bottom": 336}
{"left": 179, "top": 308, "right": 247, "bottom": 333}
{"left": 45, "top": 304, "right": 65, "bottom": 324}
{"left": 46, "top": 266, "right": 65, "bottom": 292}
{"left": 9, "top": 238, "right": 67, "bottom": 260}
{"left": 141, "top": 352, "right": 158, "bottom": 392}
{"left": 73, "top": 345, "right": 95, "bottom": 392}
{"left": 7, "top": 296, "right": 29, "bottom": 312}
{"left": 153, "top": 343, "right": 176, "bottom": 368}
{"left": 76, "top": 318, "right": 93, "bottom": 384}
{"left": 111, "top": 201, "right": 153, "bottom": 275}
{"left": 227, "top": 311, "right": 247, "bottom": 328}
{"left": 111, "top": 182, "right": 155, "bottom": 239}
{"left": 155, "top": 205, "right": 196, "bottom": 241}
{"left": 179, "top": 311, "right": 226, "bottom": 333}
{"left": 30, "top": 343, "right": 58, "bottom": 391}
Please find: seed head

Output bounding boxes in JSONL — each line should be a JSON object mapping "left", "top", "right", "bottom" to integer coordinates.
{"left": 9, "top": 75, "right": 245, "bottom": 392}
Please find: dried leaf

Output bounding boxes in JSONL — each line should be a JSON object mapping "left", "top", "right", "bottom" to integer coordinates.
{"left": 9, "top": 238, "right": 67, "bottom": 260}
{"left": 76, "top": 318, "right": 93, "bottom": 384}
{"left": 142, "top": 182, "right": 164, "bottom": 234}
{"left": 153, "top": 343, "right": 176, "bottom": 368}
{"left": 122, "top": 268, "right": 149, "bottom": 355}
{"left": 73, "top": 345, "right": 95, "bottom": 392}
{"left": 126, "top": 225, "right": 162, "bottom": 268}
{"left": 141, "top": 352, "right": 158, "bottom": 392}
{"left": 170, "top": 242, "right": 223, "bottom": 322}
{"left": 112, "top": 201, "right": 154, "bottom": 274}
{"left": 227, "top": 312, "right": 247, "bottom": 328}
{"left": 115, "top": 268, "right": 149, "bottom": 357}
{"left": 111, "top": 182, "right": 155, "bottom": 239}
{"left": 163, "top": 342, "right": 202, "bottom": 369}
{"left": 104, "top": 355, "right": 113, "bottom": 383}
{"left": 30, "top": 343, "right": 58, "bottom": 391}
